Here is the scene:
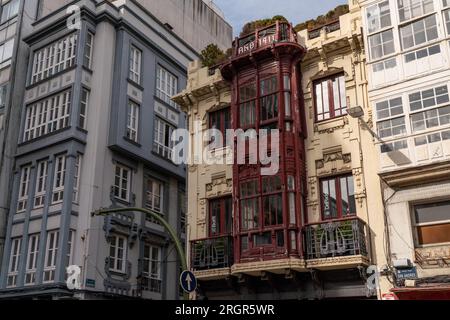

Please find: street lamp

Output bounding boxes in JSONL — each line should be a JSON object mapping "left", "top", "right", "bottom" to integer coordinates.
{"left": 347, "top": 106, "right": 378, "bottom": 139}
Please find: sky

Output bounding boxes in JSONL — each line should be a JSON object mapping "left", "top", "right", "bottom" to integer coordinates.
{"left": 212, "top": 0, "right": 348, "bottom": 36}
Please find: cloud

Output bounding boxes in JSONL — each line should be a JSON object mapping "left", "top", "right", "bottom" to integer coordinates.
{"left": 212, "top": 0, "right": 347, "bottom": 35}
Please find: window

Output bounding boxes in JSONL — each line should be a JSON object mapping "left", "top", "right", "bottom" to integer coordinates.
{"left": 209, "top": 107, "right": 231, "bottom": 147}
{"left": 376, "top": 97, "right": 404, "bottom": 120}
{"left": 413, "top": 201, "right": 450, "bottom": 245}
{"left": 31, "top": 33, "right": 77, "bottom": 83}
{"left": 17, "top": 165, "right": 31, "bottom": 212}
{"left": 367, "top": 1, "right": 392, "bottom": 34}
{"left": 444, "top": 9, "right": 450, "bottom": 35}
{"left": 109, "top": 235, "right": 127, "bottom": 273}
{"left": 409, "top": 86, "right": 449, "bottom": 111}
{"left": 126, "top": 101, "right": 139, "bottom": 142}
{"left": 239, "top": 83, "right": 257, "bottom": 128}
{"left": 404, "top": 44, "right": 440, "bottom": 62}
{"left": 398, "top": 0, "right": 434, "bottom": 22}
{"left": 240, "top": 180, "right": 260, "bottom": 230}
{"left": 7, "top": 238, "right": 21, "bottom": 288}
{"left": 373, "top": 58, "right": 397, "bottom": 73}
{"left": 260, "top": 76, "right": 279, "bottom": 127}
{"left": 156, "top": 65, "right": 178, "bottom": 108}
{"left": 79, "top": 89, "right": 89, "bottom": 130}
{"left": 262, "top": 176, "right": 283, "bottom": 227}
{"left": 34, "top": 160, "right": 48, "bottom": 208}
{"left": 23, "top": 90, "right": 72, "bottom": 142}
{"left": 25, "top": 234, "right": 40, "bottom": 286}
{"left": 84, "top": 32, "right": 94, "bottom": 69}
{"left": 154, "top": 117, "right": 175, "bottom": 160}
{"left": 113, "top": 164, "right": 131, "bottom": 202}
{"left": 444, "top": 0, "right": 450, "bottom": 8}
{"left": 381, "top": 139, "right": 408, "bottom": 153}
{"left": 129, "top": 46, "right": 141, "bottom": 84}
{"left": 314, "top": 74, "right": 347, "bottom": 121}
{"left": 321, "top": 175, "right": 356, "bottom": 220}
{"left": 142, "top": 245, "right": 162, "bottom": 293}
{"left": 283, "top": 74, "right": 292, "bottom": 118}
{"left": 209, "top": 197, "right": 232, "bottom": 236}
{"left": 73, "top": 155, "right": 82, "bottom": 202}
{"left": 66, "top": 230, "right": 75, "bottom": 268}
{"left": 400, "top": 15, "right": 438, "bottom": 50}
{"left": 0, "top": 39, "right": 14, "bottom": 64}
{"left": 369, "top": 30, "right": 395, "bottom": 59}
{"left": 179, "top": 191, "right": 187, "bottom": 234}
{"left": 43, "top": 231, "right": 59, "bottom": 283}
{"left": 52, "top": 155, "right": 66, "bottom": 204}
{"left": 145, "top": 177, "right": 164, "bottom": 214}
{"left": 0, "top": 84, "right": 7, "bottom": 108}
{"left": 0, "top": 0, "right": 19, "bottom": 24}
{"left": 377, "top": 116, "right": 407, "bottom": 138}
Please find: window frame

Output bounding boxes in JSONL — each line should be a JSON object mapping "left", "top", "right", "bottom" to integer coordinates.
{"left": 52, "top": 154, "right": 66, "bottom": 204}
{"left": 113, "top": 163, "right": 131, "bottom": 202}
{"left": 17, "top": 165, "right": 31, "bottom": 212}
{"left": 366, "top": 0, "right": 392, "bottom": 35}
{"left": 126, "top": 99, "right": 140, "bottom": 143}
{"left": 156, "top": 64, "right": 178, "bottom": 108}
{"left": 7, "top": 238, "right": 21, "bottom": 288}
{"left": 320, "top": 174, "right": 357, "bottom": 221}
{"left": 84, "top": 31, "right": 94, "bottom": 70}
{"left": 144, "top": 177, "right": 164, "bottom": 214}
{"left": 109, "top": 235, "right": 128, "bottom": 274}
{"left": 79, "top": 88, "right": 89, "bottom": 130}
{"left": 153, "top": 117, "right": 175, "bottom": 160}
{"left": 43, "top": 230, "right": 59, "bottom": 283}
{"left": 142, "top": 244, "right": 162, "bottom": 293}
{"left": 209, "top": 196, "right": 232, "bottom": 237}
{"left": 313, "top": 73, "right": 347, "bottom": 122}
{"left": 25, "top": 234, "right": 40, "bottom": 286}
{"left": 399, "top": 14, "right": 438, "bottom": 51}
{"left": 34, "top": 159, "right": 48, "bottom": 208}
{"left": 129, "top": 45, "right": 142, "bottom": 85}
{"left": 412, "top": 200, "right": 450, "bottom": 247}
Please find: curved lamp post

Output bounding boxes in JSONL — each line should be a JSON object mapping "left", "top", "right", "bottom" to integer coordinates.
{"left": 92, "top": 207, "right": 189, "bottom": 300}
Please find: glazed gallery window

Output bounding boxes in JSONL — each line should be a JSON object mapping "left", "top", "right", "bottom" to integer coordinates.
{"left": 321, "top": 175, "right": 356, "bottom": 220}
{"left": 43, "top": 230, "right": 59, "bottom": 283}
{"left": 239, "top": 82, "right": 256, "bottom": 128}
{"left": 129, "top": 45, "right": 141, "bottom": 84}
{"left": 154, "top": 117, "right": 175, "bottom": 160}
{"left": 209, "top": 107, "right": 231, "bottom": 146}
{"left": 126, "top": 100, "right": 139, "bottom": 142}
{"left": 17, "top": 165, "right": 31, "bottom": 212}
{"left": 25, "top": 234, "right": 40, "bottom": 286}
{"left": 413, "top": 200, "right": 450, "bottom": 245}
{"left": 113, "top": 164, "right": 131, "bottom": 202}
{"left": 0, "top": 39, "right": 14, "bottom": 64}
{"left": 209, "top": 197, "right": 232, "bottom": 236}
{"left": 260, "top": 76, "right": 279, "bottom": 128}
{"left": 262, "top": 176, "right": 283, "bottom": 227}
{"left": 52, "top": 155, "right": 66, "bottom": 204}
{"left": 366, "top": 1, "right": 392, "bottom": 34}
{"left": 145, "top": 177, "right": 164, "bottom": 214}
{"left": 156, "top": 65, "right": 178, "bottom": 108}
{"left": 84, "top": 31, "right": 94, "bottom": 69}
{"left": 31, "top": 33, "right": 77, "bottom": 84}
{"left": 240, "top": 180, "right": 260, "bottom": 231}
{"left": 78, "top": 89, "right": 89, "bottom": 130}
{"left": 0, "top": 0, "right": 19, "bottom": 24}
{"left": 444, "top": 10, "right": 450, "bottom": 35}
{"left": 369, "top": 29, "right": 395, "bottom": 60}
{"left": 142, "top": 245, "right": 162, "bottom": 293}
{"left": 400, "top": 15, "right": 438, "bottom": 50}
{"left": 7, "top": 238, "right": 21, "bottom": 288}
{"left": 34, "top": 160, "right": 48, "bottom": 208}
{"left": 23, "top": 90, "right": 72, "bottom": 142}
{"left": 409, "top": 85, "right": 450, "bottom": 132}
{"left": 398, "top": 0, "right": 434, "bottom": 23}
{"left": 109, "top": 235, "right": 127, "bottom": 273}
{"left": 314, "top": 74, "right": 347, "bottom": 121}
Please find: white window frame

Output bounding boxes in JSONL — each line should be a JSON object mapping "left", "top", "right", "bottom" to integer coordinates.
{"left": 145, "top": 177, "right": 164, "bottom": 214}
{"left": 52, "top": 155, "right": 66, "bottom": 204}
{"left": 7, "top": 238, "right": 21, "bottom": 288}
{"left": 0, "top": 0, "right": 19, "bottom": 24}
{"left": 142, "top": 244, "right": 162, "bottom": 293}
{"left": 0, "top": 38, "right": 14, "bottom": 64}
{"left": 366, "top": 1, "right": 392, "bottom": 34}
{"left": 126, "top": 100, "right": 139, "bottom": 142}
{"left": 17, "top": 165, "right": 31, "bottom": 212}
{"left": 113, "top": 164, "right": 131, "bottom": 202}
{"left": 398, "top": 0, "right": 434, "bottom": 23}
{"left": 156, "top": 65, "right": 178, "bottom": 108}
{"left": 129, "top": 46, "right": 142, "bottom": 84}
{"left": 23, "top": 90, "right": 72, "bottom": 142}
{"left": 154, "top": 117, "right": 175, "bottom": 160}
{"left": 73, "top": 155, "right": 82, "bottom": 203}
{"left": 84, "top": 31, "right": 94, "bottom": 69}
{"left": 109, "top": 235, "right": 127, "bottom": 274}
{"left": 31, "top": 33, "right": 77, "bottom": 84}
{"left": 34, "top": 160, "right": 48, "bottom": 208}
{"left": 43, "top": 230, "right": 59, "bottom": 283}
{"left": 79, "top": 89, "right": 89, "bottom": 130}
{"left": 400, "top": 15, "right": 438, "bottom": 51}
{"left": 368, "top": 29, "right": 395, "bottom": 60}
{"left": 25, "top": 234, "right": 40, "bottom": 286}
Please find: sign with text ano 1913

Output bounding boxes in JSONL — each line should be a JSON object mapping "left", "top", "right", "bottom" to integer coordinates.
{"left": 238, "top": 34, "right": 276, "bottom": 55}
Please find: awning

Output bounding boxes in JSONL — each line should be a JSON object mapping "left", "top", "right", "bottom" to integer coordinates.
{"left": 391, "top": 286, "right": 450, "bottom": 300}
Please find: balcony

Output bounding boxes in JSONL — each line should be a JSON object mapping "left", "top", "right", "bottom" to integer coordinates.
{"left": 191, "top": 235, "right": 233, "bottom": 279}
{"left": 304, "top": 217, "right": 370, "bottom": 270}
{"left": 232, "top": 21, "right": 299, "bottom": 57}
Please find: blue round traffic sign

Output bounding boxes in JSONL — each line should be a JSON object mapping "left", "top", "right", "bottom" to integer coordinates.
{"left": 180, "top": 270, "right": 197, "bottom": 293}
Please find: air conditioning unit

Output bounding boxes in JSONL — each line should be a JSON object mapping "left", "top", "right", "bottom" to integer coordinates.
{"left": 393, "top": 258, "right": 413, "bottom": 269}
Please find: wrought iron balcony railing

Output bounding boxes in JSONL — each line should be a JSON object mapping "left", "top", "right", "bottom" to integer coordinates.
{"left": 305, "top": 217, "right": 368, "bottom": 260}
{"left": 191, "top": 235, "right": 234, "bottom": 271}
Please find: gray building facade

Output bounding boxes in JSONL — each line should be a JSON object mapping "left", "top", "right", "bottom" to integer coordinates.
{"left": 0, "top": 0, "right": 216, "bottom": 300}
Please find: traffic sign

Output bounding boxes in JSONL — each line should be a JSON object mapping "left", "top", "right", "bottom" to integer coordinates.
{"left": 180, "top": 270, "right": 197, "bottom": 294}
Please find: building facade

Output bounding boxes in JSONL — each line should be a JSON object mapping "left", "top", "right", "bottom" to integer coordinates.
{"left": 176, "top": 3, "right": 389, "bottom": 300}
{"left": 360, "top": 0, "right": 450, "bottom": 299}
{"left": 0, "top": 0, "right": 227, "bottom": 300}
